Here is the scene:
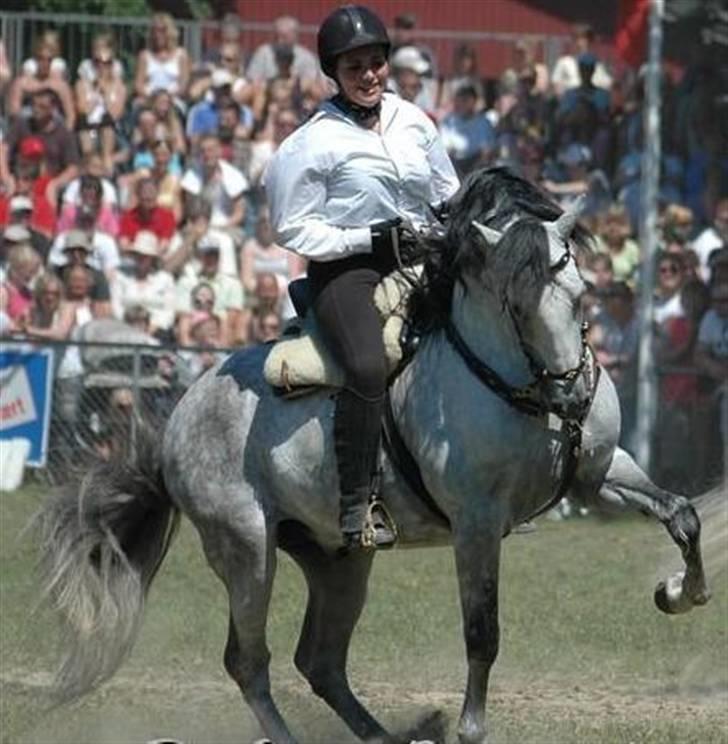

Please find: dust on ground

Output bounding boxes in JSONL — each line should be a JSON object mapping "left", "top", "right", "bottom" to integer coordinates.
{"left": 2, "top": 664, "right": 726, "bottom": 739}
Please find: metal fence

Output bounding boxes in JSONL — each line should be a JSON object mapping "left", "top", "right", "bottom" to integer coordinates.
{"left": 1, "top": 336, "right": 725, "bottom": 497}
{"left": 0, "top": 9, "right": 571, "bottom": 84}
{"left": 1, "top": 335, "right": 233, "bottom": 485}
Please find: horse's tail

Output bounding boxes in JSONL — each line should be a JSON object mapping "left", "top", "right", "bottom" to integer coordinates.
{"left": 35, "top": 422, "right": 179, "bottom": 704}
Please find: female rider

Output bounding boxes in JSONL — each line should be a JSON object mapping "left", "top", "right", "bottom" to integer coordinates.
{"left": 265, "top": 5, "right": 459, "bottom": 550}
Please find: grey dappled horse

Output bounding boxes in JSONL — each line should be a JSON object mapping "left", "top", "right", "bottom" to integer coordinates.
{"left": 38, "top": 169, "right": 710, "bottom": 744}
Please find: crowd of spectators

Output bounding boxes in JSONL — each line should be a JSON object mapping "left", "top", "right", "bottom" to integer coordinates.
{"left": 0, "top": 12, "right": 725, "bottom": 489}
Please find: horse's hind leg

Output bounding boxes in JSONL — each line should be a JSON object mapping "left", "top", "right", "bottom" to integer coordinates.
{"left": 591, "top": 447, "right": 711, "bottom": 614}
{"left": 200, "top": 517, "right": 296, "bottom": 744}
{"left": 283, "top": 531, "right": 387, "bottom": 742}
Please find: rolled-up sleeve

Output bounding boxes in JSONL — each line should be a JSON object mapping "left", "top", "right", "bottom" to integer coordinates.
{"left": 265, "top": 138, "right": 372, "bottom": 263}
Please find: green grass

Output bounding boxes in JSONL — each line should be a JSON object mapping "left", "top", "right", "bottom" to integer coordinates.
{"left": 1, "top": 483, "right": 726, "bottom": 743}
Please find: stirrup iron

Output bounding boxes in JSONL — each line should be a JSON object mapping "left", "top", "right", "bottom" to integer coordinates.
{"left": 362, "top": 498, "right": 398, "bottom": 549}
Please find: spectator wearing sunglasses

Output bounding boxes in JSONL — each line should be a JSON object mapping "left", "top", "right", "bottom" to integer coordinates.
{"left": 77, "top": 32, "right": 125, "bottom": 83}
{"left": 75, "top": 36, "right": 127, "bottom": 175}
{"left": 654, "top": 251, "right": 687, "bottom": 326}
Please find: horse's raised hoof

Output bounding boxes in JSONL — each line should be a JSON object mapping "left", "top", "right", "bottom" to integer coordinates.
{"left": 654, "top": 572, "right": 694, "bottom": 615}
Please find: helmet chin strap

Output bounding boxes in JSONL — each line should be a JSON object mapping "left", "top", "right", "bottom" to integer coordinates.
{"left": 331, "top": 92, "right": 381, "bottom": 123}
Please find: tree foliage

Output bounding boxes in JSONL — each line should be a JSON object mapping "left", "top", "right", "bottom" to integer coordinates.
{"left": 25, "top": 0, "right": 214, "bottom": 18}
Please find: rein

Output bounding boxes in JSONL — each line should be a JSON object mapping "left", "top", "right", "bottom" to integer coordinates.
{"left": 444, "top": 321, "right": 545, "bottom": 417}
{"left": 383, "top": 243, "right": 601, "bottom": 530}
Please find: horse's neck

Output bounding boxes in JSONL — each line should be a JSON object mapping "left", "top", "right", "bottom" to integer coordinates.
{"left": 449, "top": 281, "right": 534, "bottom": 387}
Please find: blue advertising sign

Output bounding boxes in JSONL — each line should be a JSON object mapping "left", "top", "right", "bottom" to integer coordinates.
{"left": 0, "top": 346, "right": 54, "bottom": 467}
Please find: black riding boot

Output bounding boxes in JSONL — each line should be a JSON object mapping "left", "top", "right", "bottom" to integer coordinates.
{"left": 334, "top": 389, "right": 396, "bottom": 550}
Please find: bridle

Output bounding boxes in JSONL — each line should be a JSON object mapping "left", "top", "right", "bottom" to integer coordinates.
{"left": 383, "top": 214, "right": 601, "bottom": 530}
{"left": 444, "top": 242, "right": 598, "bottom": 423}
{"left": 507, "top": 244, "right": 593, "bottom": 390}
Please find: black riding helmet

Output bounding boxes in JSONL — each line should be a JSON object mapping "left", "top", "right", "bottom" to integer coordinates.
{"left": 317, "top": 5, "right": 390, "bottom": 80}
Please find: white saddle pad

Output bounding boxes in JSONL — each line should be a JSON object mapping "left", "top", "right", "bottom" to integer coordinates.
{"left": 263, "top": 267, "right": 420, "bottom": 391}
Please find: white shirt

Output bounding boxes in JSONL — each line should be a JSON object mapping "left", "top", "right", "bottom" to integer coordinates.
{"left": 111, "top": 270, "right": 176, "bottom": 331}
{"left": 265, "top": 92, "right": 460, "bottom": 263}
{"left": 551, "top": 55, "right": 612, "bottom": 96}
{"left": 654, "top": 292, "right": 684, "bottom": 326}
{"left": 181, "top": 159, "right": 249, "bottom": 228}
{"left": 691, "top": 227, "right": 723, "bottom": 281}
{"left": 48, "top": 230, "right": 121, "bottom": 276}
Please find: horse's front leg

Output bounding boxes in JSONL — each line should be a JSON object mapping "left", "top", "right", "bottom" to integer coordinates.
{"left": 453, "top": 521, "right": 502, "bottom": 744}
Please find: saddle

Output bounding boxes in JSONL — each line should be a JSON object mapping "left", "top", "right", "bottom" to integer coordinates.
{"left": 263, "top": 266, "right": 421, "bottom": 395}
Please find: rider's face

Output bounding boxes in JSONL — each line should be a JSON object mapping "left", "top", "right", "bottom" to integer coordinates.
{"left": 336, "top": 45, "right": 389, "bottom": 109}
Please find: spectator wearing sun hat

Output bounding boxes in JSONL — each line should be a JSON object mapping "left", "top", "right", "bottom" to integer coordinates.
{"left": 48, "top": 216, "right": 121, "bottom": 283}
{"left": 52, "top": 229, "right": 113, "bottom": 317}
{"left": 111, "top": 230, "right": 175, "bottom": 338}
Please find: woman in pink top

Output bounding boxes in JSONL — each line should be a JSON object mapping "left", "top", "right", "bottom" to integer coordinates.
{"left": 57, "top": 174, "right": 119, "bottom": 236}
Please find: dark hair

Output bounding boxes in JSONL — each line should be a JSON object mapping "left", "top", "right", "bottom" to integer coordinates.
{"left": 136, "top": 176, "right": 157, "bottom": 195}
{"left": 573, "top": 23, "right": 594, "bottom": 41}
{"left": 408, "top": 167, "right": 594, "bottom": 334}
{"left": 394, "top": 13, "right": 416, "bottom": 29}
{"left": 221, "top": 100, "right": 241, "bottom": 117}
{"left": 185, "top": 196, "right": 212, "bottom": 221}
{"left": 31, "top": 87, "right": 55, "bottom": 100}
{"left": 80, "top": 174, "right": 103, "bottom": 198}
{"left": 455, "top": 83, "right": 478, "bottom": 99}
{"left": 123, "top": 304, "right": 151, "bottom": 325}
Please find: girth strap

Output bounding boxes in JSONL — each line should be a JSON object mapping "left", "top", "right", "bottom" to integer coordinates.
{"left": 382, "top": 389, "right": 451, "bottom": 529}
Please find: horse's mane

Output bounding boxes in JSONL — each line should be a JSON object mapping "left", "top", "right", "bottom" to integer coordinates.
{"left": 408, "top": 166, "right": 594, "bottom": 334}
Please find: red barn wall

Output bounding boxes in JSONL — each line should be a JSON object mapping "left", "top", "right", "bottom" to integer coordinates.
{"left": 232, "top": 0, "right": 618, "bottom": 78}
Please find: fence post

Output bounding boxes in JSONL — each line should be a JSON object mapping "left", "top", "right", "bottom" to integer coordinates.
{"left": 131, "top": 344, "right": 141, "bottom": 453}
{"left": 634, "top": 0, "right": 664, "bottom": 474}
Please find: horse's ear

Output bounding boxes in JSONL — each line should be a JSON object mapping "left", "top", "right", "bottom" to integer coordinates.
{"left": 554, "top": 196, "right": 585, "bottom": 240}
{"left": 471, "top": 220, "right": 503, "bottom": 246}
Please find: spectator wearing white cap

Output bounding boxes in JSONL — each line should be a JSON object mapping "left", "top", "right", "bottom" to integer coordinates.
{"left": 4, "top": 195, "right": 51, "bottom": 260}
{"left": 175, "top": 229, "right": 247, "bottom": 346}
{"left": 111, "top": 230, "right": 175, "bottom": 338}
{"left": 390, "top": 46, "right": 438, "bottom": 117}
